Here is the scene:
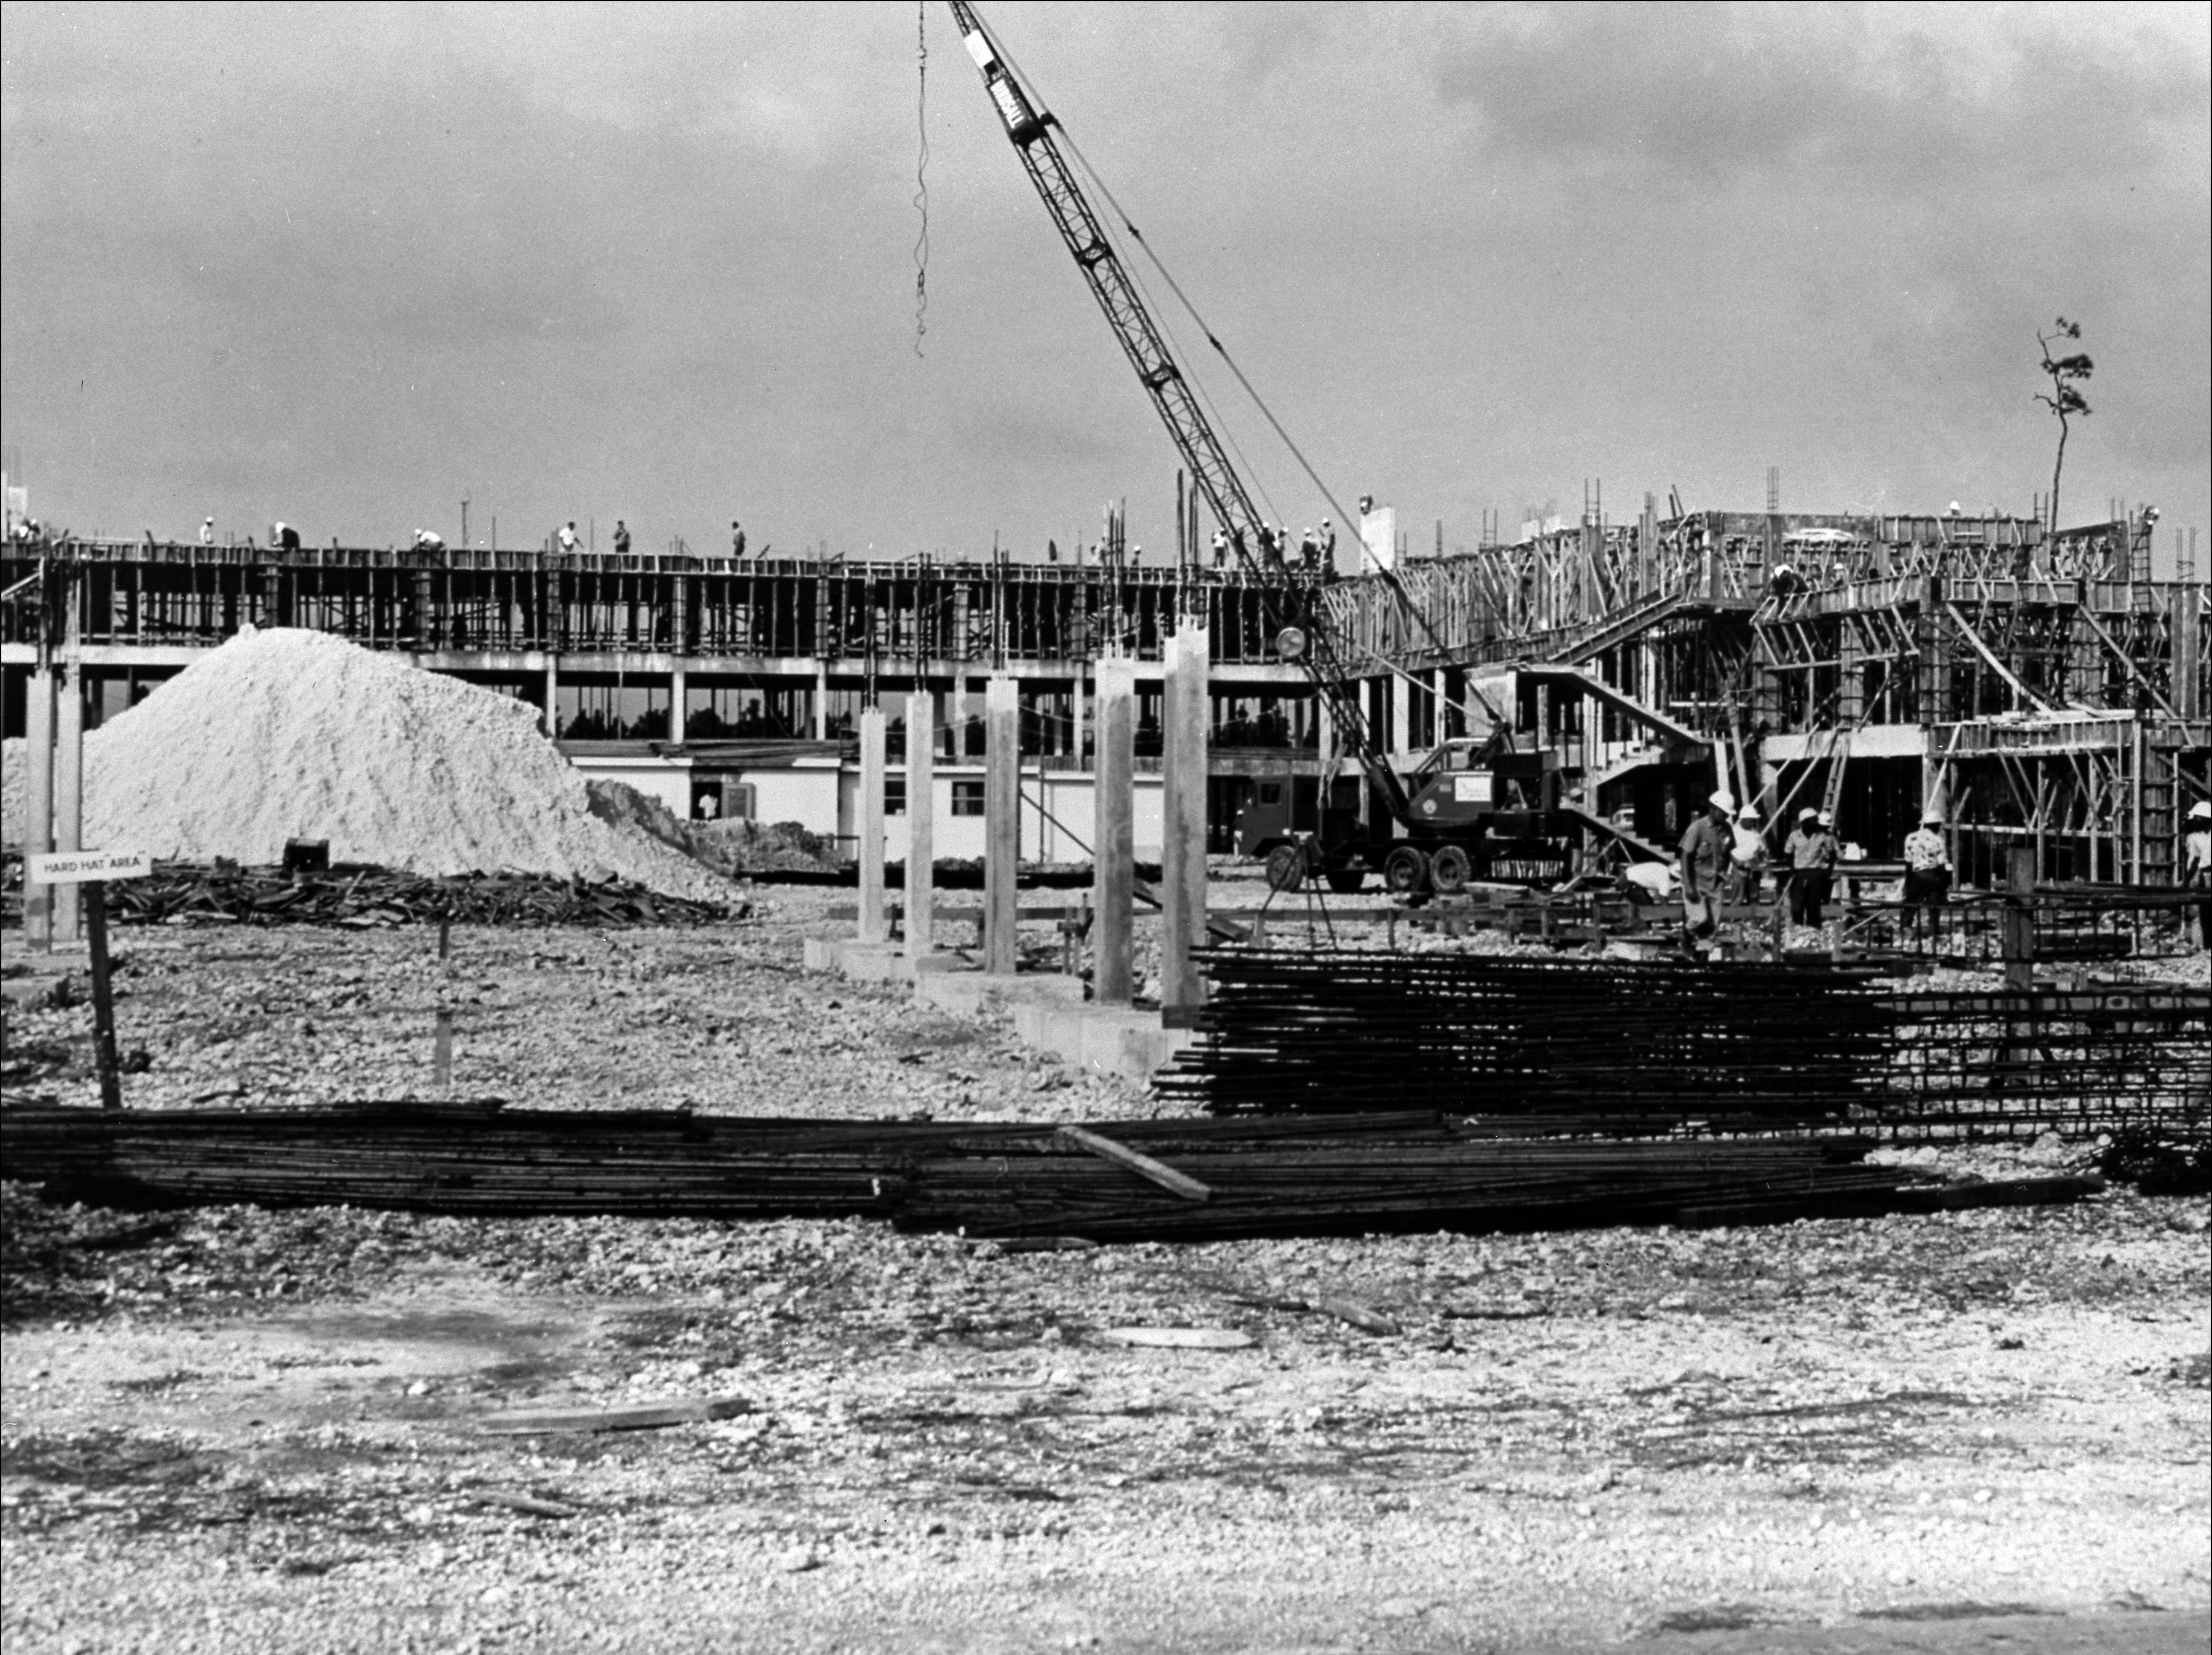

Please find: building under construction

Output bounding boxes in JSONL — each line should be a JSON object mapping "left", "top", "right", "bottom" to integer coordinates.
{"left": 4, "top": 499, "right": 2207, "bottom": 884}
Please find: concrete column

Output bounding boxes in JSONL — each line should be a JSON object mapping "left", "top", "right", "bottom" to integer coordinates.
{"left": 54, "top": 662, "right": 84, "bottom": 944}
{"left": 669, "top": 667, "right": 687, "bottom": 743}
{"left": 1160, "top": 625, "right": 1210, "bottom": 1022}
{"left": 1092, "top": 657, "right": 1135, "bottom": 1006}
{"left": 904, "top": 688, "right": 936, "bottom": 959}
{"left": 983, "top": 675, "right": 1019, "bottom": 975}
{"left": 857, "top": 708, "right": 888, "bottom": 945}
{"left": 1072, "top": 673, "right": 1087, "bottom": 765}
{"left": 814, "top": 665, "right": 830, "bottom": 740}
{"left": 542, "top": 655, "right": 560, "bottom": 738}
{"left": 23, "top": 666, "right": 56, "bottom": 950}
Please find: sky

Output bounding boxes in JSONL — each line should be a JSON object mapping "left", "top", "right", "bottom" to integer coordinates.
{"left": 3, "top": 2, "right": 2206, "bottom": 574}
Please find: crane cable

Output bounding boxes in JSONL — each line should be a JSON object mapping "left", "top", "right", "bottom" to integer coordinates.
{"left": 912, "top": 2, "right": 930, "bottom": 358}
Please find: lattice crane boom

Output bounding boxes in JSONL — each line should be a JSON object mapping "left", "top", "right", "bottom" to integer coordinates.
{"left": 945, "top": 1, "right": 1406, "bottom": 821}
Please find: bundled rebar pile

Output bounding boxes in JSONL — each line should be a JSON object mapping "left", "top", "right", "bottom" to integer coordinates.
{"left": 1162, "top": 951, "right": 1894, "bottom": 1118}
{"left": 0, "top": 1103, "right": 2106, "bottom": 1243}
{"left": 1164, "top": 950, "right": 2209, "bottom": 1138}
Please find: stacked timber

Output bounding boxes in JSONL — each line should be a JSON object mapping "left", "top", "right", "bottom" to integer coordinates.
{"left": 0, "top": 1104, "right": 2106, "bottom": 1242}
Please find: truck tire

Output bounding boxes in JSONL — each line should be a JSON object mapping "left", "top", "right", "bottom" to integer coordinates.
{"left": 1430, "top": 843, "right": 1472, "bottom": 894}
{"left": 1383, "top": 845, "right": 1430, "bottom": 895}
{"left": 1264, "top": 842, "right": 1306, "bottom": 892}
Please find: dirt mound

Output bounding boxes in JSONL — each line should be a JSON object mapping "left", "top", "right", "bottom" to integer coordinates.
{"left": 22, "top": 630, "right": 734, "bottom": 902}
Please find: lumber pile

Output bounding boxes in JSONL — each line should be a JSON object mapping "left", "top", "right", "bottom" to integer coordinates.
{"left": 82, "top": 862, "right": 736, "bottom": 929}
{"left": 0, "top": 1103, "right": 2106, "bottom": 1242}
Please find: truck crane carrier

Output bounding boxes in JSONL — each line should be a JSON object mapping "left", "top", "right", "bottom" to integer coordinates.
{"left": 948, "top": 3, "right": 1688, "bottom": 897}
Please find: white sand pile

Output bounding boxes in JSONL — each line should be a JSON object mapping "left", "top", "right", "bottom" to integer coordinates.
{"left": 7, "top": 630, "right": 734, "bottom": 902}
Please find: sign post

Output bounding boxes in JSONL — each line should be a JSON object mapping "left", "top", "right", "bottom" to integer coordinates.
{"left": 28, "top": 852, "right": 151, "bottom": 1111}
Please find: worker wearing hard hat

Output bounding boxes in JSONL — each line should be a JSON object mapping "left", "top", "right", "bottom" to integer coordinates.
{"left": 1677, "top": 789, "right": 1735, "bottom": 952}
{"left": 1902, "top": 810, "right": 1953, "bottom": 941}
{"left": 198, "top": 517, "right": 215, "bottom": 547}
{"left": 1727, "top": 805, "right": 1767, "bottom": 904}
{"left": 2184, "top": 799, "right": 2212, "bottom": 952}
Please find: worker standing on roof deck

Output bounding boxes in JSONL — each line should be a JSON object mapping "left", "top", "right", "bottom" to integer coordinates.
{"left": 2184, "top": 800, "right": 2212, "bottom": 952}
{"left": 1783, "top": 806, "right": 1838, "bottom": 926}
{"left": 1902, "top": 811, "right": 1952, "bottom": 941}
{"left": 199, "top": 517, "right": 215, "bottom": 547}
{"left": 413, "top": 528, "right": 445, "bottom": 553}
{"left": 1210, "top": 530, "right": 1227, "bottom": 568}
{"left": 731, "top": 521, "right": 748, "bottom": 557}
{"left": 1728, "top": 805, "right": 1767, "bottom": 904}
{"left": 1677, "top": 790, "right": 1734, "bottom": 951}
{"left": 557, "top": 521, "right": 579, "bottom": 553}
{"left": 611, "top": 520, "right": 631, "bottom": 555}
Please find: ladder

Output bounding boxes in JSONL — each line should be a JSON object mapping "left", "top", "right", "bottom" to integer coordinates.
{"left": 1819, "top": 729, "right": 1853, "bottom": 823}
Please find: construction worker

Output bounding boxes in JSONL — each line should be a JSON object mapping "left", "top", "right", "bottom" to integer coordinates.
{"left": 611, "top": 520, "right": 631, "bottom": 555}
{"left": 731, "top": 520, "right": 748, "bottom": 557}
{"left": 199, "top": 517, "right": 215, "bottom": 547}
{"left": 1728, "top": 805, "right": 1767, "bottom": 902}
{"left": 1902, "top": 810, "right": 1952, "bottom": 940}
{"left": 2184, "top": 800, "right": 2212, "bottom": 952}
{"left": 557, "top": 521, "right": 579, "bottom": 553}
{"left": 1677, "top": 790, "right": 1734, "bottom": 950}
{"left": 1783, "top": 806, "right": 1839, "bottom": 926}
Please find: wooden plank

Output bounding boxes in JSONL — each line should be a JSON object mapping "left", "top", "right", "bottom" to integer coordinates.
{"left": 1057, "top": 1124, "right": 1210, "bottom": 1202}
{"left": 476, "top": 1396, "right": 753, "bottom": 1435}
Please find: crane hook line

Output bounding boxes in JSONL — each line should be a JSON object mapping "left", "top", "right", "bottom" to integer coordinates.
{"left": 913, "top": 2, "right": 930, "bottom": 358}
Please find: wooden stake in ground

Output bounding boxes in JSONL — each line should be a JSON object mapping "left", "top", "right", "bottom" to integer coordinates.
{"left": 84, "top": 880, "right": 123, "bottom": 1112}
{"left": 23, "top": 657, "right": 55, "bottom": 950}
{"left": 26, "top": 850, "right": 149, "bottom": 1106}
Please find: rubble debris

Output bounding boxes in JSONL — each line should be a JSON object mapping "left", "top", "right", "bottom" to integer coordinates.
{"left": 65, "top": 859, "right": 739, "bottom": 929}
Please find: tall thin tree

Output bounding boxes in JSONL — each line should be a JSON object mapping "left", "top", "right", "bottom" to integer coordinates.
{"left": 2034, "top": 318, "right": 2093, "bottom": 531}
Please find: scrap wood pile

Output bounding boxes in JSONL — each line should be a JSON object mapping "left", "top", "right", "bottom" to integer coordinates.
{"left": 0, "top": 859, "right": 737, "bottom": 929}
{"left": 0, "top": 1103, "right": 2107, "bottom": 1243}
{"left": 1166, "top": 950, "right": 2211, "bottom": 1135}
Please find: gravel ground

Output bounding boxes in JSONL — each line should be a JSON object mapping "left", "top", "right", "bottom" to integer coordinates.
{"left": 2, "top": 886, "right": 2207, "bottom": 1652}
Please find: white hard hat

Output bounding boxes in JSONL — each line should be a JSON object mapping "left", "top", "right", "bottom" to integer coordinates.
{"left": 2192, "top": 800, "right": 2212, "bottom": 820}
{"left": 1800, "top": 807, "right": 1819, "bottom": 821}
{"left": 1710, "top": 790, "right": 1736, "bottom": 812}
{"left": 1738, "top": 807, "right": 1760, "bottom": 821}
